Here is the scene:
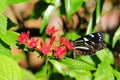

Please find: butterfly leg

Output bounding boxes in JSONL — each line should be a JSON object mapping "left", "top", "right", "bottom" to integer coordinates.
{"left": 73, "top": 51, "right": 77, "bottom": 59}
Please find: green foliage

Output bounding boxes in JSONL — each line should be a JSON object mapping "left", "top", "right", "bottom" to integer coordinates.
{"left": 39, "top": 0, "right": 85, "bottom": 33}
{"left": 94, "top": 59, "right": 114, "bottom": 80}
{"left": 62, "top": 58, "right": 96, "bottom": 70}
{"left": 40, "top": 5, "right": 56, "bottom": 33}
{"left": 40, "top": 0, "right": 61, "bottom": 33}
{"left": 0, "top": 0, "right": 7, "bottom": 34}
{"left": 0, "top": 0, "right": 7, "bottom": 13}
{"left": 0, "top": 55, "right": 22, "bottom": 80}
{"left": 96, "top": 48, "right": 114, "bottom": 64}
{"left": 64, "top": 0, "right": 84, "bottom": 20}
{"left": 47, "top": 48, "right": 116, "bottom": 79}
{"left": 86, "top": 0, "right": 103, "bottom": 34}
{"left": 49, "top": 58, "right": 95, "bottom": 80}
{"left": 0, "top": 40, "right": 12, "bottom": 57}
{"left": 104, "top": 33, "right": 111, "bottom": 45}
{"left": 35, "top": 65, "right": 46, "bottom": 80}
{"left": 0, "top": 0, "right": 120, "bottom": 80}
{"left": 112, "top": 25, "right": 120, "bottom": 48}
{"left": 65, "top": 31, "right": 80, "bottom": 40}
{"left": 96, "top": 0, "right": 104, "bottom": 24}
{"left": 21, "top": 68, "right": 37, "bottom": 80}
{"left": 112, "top": 69, "right": 120, "bottom": 80}
{"left": 77, "top": 56, "right": 96, "bottom": 67}
{"left": 69, "top": 70, "right": 92, "bottom": 80}
{"left": 0, "top": 14, "right": 7, "bottom": 34}
{"left": 0, "top": 30, "right": 19, "bottom": 48}
{"left": 86, "top": 17, "right": 94, "bottom": 34}
{"left": 44, "top": 0, "right": 56, "bottom": 4}
{"left": 7, "top": 0, "right": 30, "bottom": 4}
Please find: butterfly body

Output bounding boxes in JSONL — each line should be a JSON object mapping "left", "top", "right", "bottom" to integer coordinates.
{"left": 73, "top": 33, "right": 106, "bottom": 55}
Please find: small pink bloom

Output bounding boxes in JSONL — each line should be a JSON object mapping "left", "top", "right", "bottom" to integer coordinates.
{"left": 18, "top": 31, "right": 30, "bottom": 45}
{"left": 49, "top": 36, "right": 56, "bottom": 45}
{"left": 39, "top": 42, "right": 52, "bottom": 55}
{"left": 63, "top": 38, "right": 73, "bottom": 50}
{"left": 60, "top": 37, "right": 73, "bottom": 50}
{"left": 54, "top": 47, "right": 66, "bottom": 59}
{"left": 46, "top": 26, "right": 58, "bottom": 35}
{"left": 60, "top": 37, "right": 64, "bottom": 45}
{"left": 27, "top": 38, "right": 39, "bottom": 48}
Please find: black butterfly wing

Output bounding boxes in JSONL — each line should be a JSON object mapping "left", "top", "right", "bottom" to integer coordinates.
{"left": 73, "top": 33, "right": 106, "bottom": 55}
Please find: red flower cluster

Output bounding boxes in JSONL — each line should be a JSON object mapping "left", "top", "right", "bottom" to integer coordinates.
{"left": 46, "top": 26, "right": 58, "bottom": 35}
{"left": 54, "top": 47, "right": 66, "bottom": 59}
{"left": 27, "top": 38, "right": 39, "bottom": 48}
{"left": 17, "top": 26, "right": 73, "bottom": 59}
{"left": 39, "top": 42, "right": 52, "bottom": 55}
{"left": 18, "top": 31, "right": 30, "bottom": 45}
{"left": 60, "top": 37, "right": 73, "bottom": 50}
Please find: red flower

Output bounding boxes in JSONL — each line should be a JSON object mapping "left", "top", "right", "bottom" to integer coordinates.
{"left": 54, "top": 47, "right": 67, "bottom": 59}
{"left": 49, "top": 36, "right": 56, "bottom": 45}
{"left": 65, "top": 42, "right": 73, "bottom": 50}
{"left": 60, "top": 37, "right": 73, "bottom": 50}
{"left": 39, "top": 42, "right": 52, "bottom": 55}
{"left": 27, "top": 38, "right": 39, "bottom": 48}
{"left": 46, "top": 26, "right": 58, "bottom": 35}
{"left": 60, "top": 37, "right": 64, "bottom": 45}
{"left": 18, "top": 31, "right": 30, "bottom": 45}
{"left": 64, "top": 39, "right": 73, "bottom": 50}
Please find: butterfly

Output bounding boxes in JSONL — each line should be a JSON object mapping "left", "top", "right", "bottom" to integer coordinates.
{"left": 72, "top": 33, "right": 106, "bottom": 55}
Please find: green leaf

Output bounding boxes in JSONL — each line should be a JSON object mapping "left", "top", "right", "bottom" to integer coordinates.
{"left": 22, "top": 68, "right": 36, "bottom": 80}
{"left": 86, "top": 17, "right": 93, "bottom": 34}
{"left": 49, "top": 59, "right": 70, "bottom": 75}
{"left": 112, "top": 25, "right": 120, "bottom": 48}
{"left": 35, "top": 65, "right": 46, "bottom": 80}
{"left": 7, "top": 0, "right": 30, "bottom": 4}
{"left": 86, "top": 0, "right": 103, "bottom": 34}
{"left": 62, "top": 58, "right": 96, "bottom": 70}
{"left": 96, "top": 0, "right": 103, "bottom": 24}
{"left": 49, "top": 59, "right": 93, "bottom": 80}
{"left": 40, "top": 0, "right": 61, "bottom": 33}
{"left": 65, "top": 0, "right": 84, "bottom": 20}
{"left": 112, "top": 69, "right": 120, "bottom": 80}
{"left": 0, "top": 30, "right": 19, "bottom": 48}
{"left": 104, "top": 33, "right": 111, "bottom": 45}
{"left": 0, "top": 0, "right": 7, "bottom": 13}
{"left": 44, "top": 0, "right": 56, "bottom": 4}
{"left": 78, "top": 56, "right": 96, "bottom": 67}
{"left": 96, "top": 48, "right": 114, "bottom": 64}
{"left": 65, "top": 31, "right": 80, "bottom": 40}
{"left": 40, "top": 5, "right": 55, "bottom": 33}
{"left": 94, "top": 60, "right": 114, "bottom": 80}
{"left": 0, "top": 14, "right": 7, "bottom": 34}
{"left": 69, "top": 70, "right": 92, "bottom": 80}
{"left": 0, "top": 55, "right": 22, "bottom": 80}
{"left": 0, "top": 40, "right": 12, "bottom": 57}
